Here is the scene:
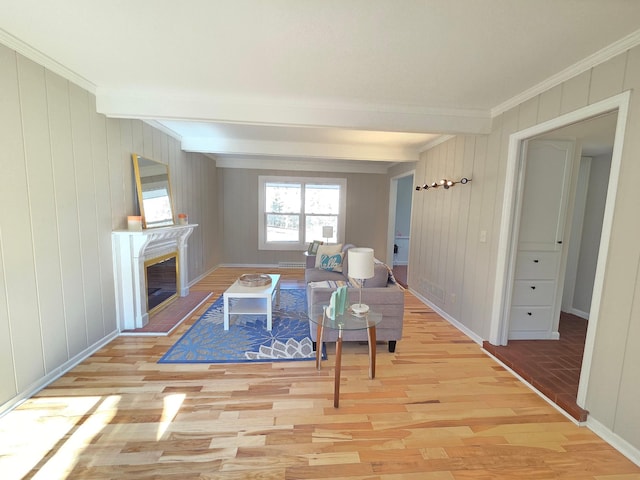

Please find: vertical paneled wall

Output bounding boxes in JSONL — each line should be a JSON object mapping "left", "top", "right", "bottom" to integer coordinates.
{"left": 410, "top": 45, "right": 640, "bottom": 450}
{"left": 0, "top": 43, "right": 219, "bottom": 412}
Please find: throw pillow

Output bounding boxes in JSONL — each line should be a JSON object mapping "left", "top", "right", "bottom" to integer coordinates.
{"left": 314, "top": 244, "right": 343, "bottom": 268}
{"left": 319, "top": 252, "right": 344, "bottom": 272}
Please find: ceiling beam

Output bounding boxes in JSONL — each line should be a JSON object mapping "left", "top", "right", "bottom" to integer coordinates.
{"left": 181, "top": 136, "right": 419, "bottom": 162}
{"left": 96, "top": 89, "right": 492, "bottom": 135}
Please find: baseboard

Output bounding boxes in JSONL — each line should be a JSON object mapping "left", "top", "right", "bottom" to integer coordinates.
{"left": 507, "top": 330, "right": 560, "bottom": 340}
{"left": 409, "top": 288, "right": 483, "bottom": 345}
{"left": 568, "top": 307, "right": 590, "bottom": 320}
{"left": 587, "top": 416, "right": 640, "bottom": 467}
{"left": 188, "top": 264, "right": 221, "bottom": 287}
{"left": 220, "top": 263, "right": 281, "bottom": 268}
{"left": 0, "top": 330, "right": 119, "bottom": 418}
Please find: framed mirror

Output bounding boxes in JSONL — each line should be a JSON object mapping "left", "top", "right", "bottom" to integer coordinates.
{"left": 132, "top": 153, "right": 175, "bottom": 228}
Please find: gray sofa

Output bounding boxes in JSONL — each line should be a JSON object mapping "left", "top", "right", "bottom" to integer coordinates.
{"left": 305, "top": 244, "right": 404, "bottom": 352}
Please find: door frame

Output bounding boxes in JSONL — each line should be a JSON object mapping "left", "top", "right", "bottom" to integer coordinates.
{"left": 489, "top": 91, "right": 630, "bottom": 407}
{"left": 386, "top": 171, "right": 415, "bottom": 267}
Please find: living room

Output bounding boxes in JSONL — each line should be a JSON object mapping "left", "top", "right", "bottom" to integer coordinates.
{"left": 2, "top": 2, "right": 640, "bottom": 477}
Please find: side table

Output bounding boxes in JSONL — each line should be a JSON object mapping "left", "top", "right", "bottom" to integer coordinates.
{"left": 309, "top": 305, "right": 383, "bottom": 407}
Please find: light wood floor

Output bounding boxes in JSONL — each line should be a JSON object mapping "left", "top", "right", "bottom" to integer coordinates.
{"left": 2, "top": 267, "right": 639, "bottom": 479}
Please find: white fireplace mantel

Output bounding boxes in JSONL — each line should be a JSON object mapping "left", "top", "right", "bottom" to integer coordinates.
{"left": 112, "top": 224, "right": 197, "bottom": 330}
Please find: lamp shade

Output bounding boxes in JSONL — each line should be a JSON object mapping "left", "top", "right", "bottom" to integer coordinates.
{"left": 348, "top": 247, "right": 374, "bottom": 279}
{"left": 322, "top": 226, "right": 333, "bottom": 238}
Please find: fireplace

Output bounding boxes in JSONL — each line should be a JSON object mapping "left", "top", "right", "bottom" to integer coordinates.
{"left": 145, "top": 253, "right": 178, "bottom": 312}
{"left": 112, "top": 224, "right": 197, "bottom": 330}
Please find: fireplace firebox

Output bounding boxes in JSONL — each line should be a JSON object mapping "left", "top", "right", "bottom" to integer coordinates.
{"left": 145, "top": 253, "right": 178, "bottom": 312}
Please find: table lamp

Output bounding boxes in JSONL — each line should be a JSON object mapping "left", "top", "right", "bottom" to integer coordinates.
{"left": 348, "top": 247, "right": 374, "bottom": 315}
{"left": 322, "top": 225, "right": 333, "bottom": 244}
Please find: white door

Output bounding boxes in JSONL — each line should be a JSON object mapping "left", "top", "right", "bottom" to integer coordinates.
{"left": 509, "top": 139, "right": 574, "bottom": 340}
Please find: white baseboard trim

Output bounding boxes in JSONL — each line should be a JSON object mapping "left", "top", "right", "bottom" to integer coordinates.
{"left": 409, "top": 288, "right": 483, "bottom": 345}
{"left": 188, "top": 264, "right": 221, "bottom": 287}
{"left": 508, "top": 330, "right": 560, "bottom": 340}
{"left": 0, "top": 330, "right": 120, "bottom": 418}
{"left": 568, "top": 307, "right": 590, "bottom": 320}
{"left": 587, "top": 416, "right": 640, "bottom": 467}
{"left": 219, "top": 263, "right": 281, "bottom": 269}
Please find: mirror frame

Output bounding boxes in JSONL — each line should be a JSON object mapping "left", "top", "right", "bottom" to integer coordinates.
{"left": 132, "top": 153, "right": 176, "bottom": 228}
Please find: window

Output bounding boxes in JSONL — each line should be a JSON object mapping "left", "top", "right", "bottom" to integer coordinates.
{"left": 259, "top": 176, "right": 346, "bottom": 250}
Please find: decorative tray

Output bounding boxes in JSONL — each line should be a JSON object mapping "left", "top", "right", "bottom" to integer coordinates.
{"left": 238, "top": 273, "right": 272, "bottom": 287}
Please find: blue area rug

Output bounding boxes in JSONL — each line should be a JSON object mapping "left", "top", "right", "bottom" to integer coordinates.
{"left": 159, "top": 288, "right": 326, "bottom": 363}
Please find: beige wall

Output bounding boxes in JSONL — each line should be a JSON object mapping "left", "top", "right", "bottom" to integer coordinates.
{"left": 410, "top": 46, "right": 640, "bottom": 450}
{"left": 219, "top": 168, "right": 389, "bottom": 264}
{"left": 0, "top": 43, "right": 220, "bottom": 412}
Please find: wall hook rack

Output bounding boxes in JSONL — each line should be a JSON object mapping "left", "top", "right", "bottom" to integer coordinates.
{"left": 415, "top": 177, "right": 471, "bottom": 191}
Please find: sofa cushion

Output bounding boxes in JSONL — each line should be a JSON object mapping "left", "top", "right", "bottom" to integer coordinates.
{"left": 318, "top": 251, "right": 344, "bottom": 272}
{"left": 349, "top": 263, "right": 389, "bottom": 288}
{"left": 305, "top": 268, "right": 347, "bottom": 283}
{"left": 314, "top": 244, "right": 342, "bottom": 268}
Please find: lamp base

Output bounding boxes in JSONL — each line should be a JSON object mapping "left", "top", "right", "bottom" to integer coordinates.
{"left": 351, "top": 303, "right": 369, "bottom": 316}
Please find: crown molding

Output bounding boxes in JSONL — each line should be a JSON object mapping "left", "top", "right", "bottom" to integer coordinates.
{"left": 143, "top": 120, "right": 183, "bottom": 142}
{"left": 492, "top": 28, "right": 640, "bottom": 117}
{"left": 418, "top": 134, "right": 456, "bottom": 153}
{"left": 0, "top": 28, "right": 96, "bottom": 94}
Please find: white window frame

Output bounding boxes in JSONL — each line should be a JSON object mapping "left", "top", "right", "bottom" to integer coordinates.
{"left": 258, "top": 175, "right": 347, "bottom": 251}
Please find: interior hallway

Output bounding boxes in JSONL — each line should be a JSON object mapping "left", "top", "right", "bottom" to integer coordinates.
{"left": 483, "top": 312, "right": 589, "bottom": 421}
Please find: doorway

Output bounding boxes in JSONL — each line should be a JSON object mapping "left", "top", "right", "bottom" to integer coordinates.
{"left": 387, "top": 172, "right": 414, "bottom": 288}
{"left": 489, "top": 92, "right": 630, "bottom": 418}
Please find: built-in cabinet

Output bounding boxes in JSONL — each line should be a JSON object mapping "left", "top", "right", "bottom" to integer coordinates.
{"left": 509, "top": 140, "right": 574, "bottom": 340}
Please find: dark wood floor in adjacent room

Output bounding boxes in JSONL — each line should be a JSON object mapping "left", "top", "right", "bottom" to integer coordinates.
{"left": 483, "top": 312, "right": 589, "bottom": 422}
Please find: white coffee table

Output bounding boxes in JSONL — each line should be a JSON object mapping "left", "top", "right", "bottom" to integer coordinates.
{"left": 223, "top": 274, "right": 281, "bottom": 330}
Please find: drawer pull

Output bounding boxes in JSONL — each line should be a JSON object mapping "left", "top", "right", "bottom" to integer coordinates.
{"left": 527, "top": 312, "right": 532, "bottom": 316}
{"left": 530, "top": 286, "right": 536, "bottom": 290}
{"left": 533, "top": 259, "right": 539, "bottom": 263}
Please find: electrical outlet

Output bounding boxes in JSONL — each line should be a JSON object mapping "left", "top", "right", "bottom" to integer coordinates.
{"left": 450, "top": 293, "right": 456, "bottom": 304}
{"left": 479, "top": 230, "right": 487, "bottom": 243}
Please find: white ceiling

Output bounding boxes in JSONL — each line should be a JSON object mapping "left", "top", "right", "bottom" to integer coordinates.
{"left": 1, "top": 0, "right": 640, "bottom": 168}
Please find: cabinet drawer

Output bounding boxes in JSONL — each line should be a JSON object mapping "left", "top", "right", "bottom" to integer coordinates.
{"left": 510, "top": 306, "right": 554, "bottom": 332}
{"left": 515, "top": 251, "right": 560, "bottom": 279}
{"left": 512, "top": 280, "right": 556, "bottom": 306}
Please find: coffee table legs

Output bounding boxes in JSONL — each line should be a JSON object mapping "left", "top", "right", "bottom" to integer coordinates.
{"left": 223, "top": 294, "right": 230, "bottom": 330}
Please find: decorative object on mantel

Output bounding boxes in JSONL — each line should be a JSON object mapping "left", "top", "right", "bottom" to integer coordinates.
{"left": 132, "top": 153, "right": 176, "bottom": 228}
{"left": 415, "top": 177, "right": 471, "bottom": 191}
{"left": 178, "top": 213, "right": 188, "bottom": 225}
{"left": 127, "top": 215, "right": 142, "bottom": 231}
{"left": 238, "top": 273, "right": 272, "bottom": 287}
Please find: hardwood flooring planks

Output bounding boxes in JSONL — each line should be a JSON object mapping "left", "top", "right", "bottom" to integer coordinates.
{"left": 0, "top": 267, "right": 638, "bottom": 479}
